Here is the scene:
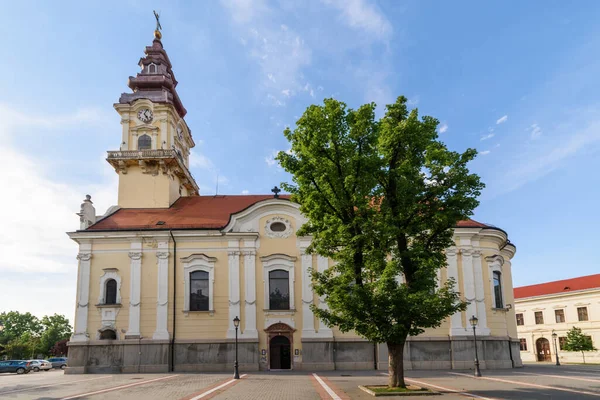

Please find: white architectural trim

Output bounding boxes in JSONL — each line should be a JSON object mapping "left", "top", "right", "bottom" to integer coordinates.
{"left": 227, "top": 247, "right": 241, "bottom": 338}
{"left": 72, "top": 247, "right": 92, "bottom": 343}
{"left": 223, "top": 198, "right": 305, "bottom": 233}
{"left": 316, "top": 255, "right": 333, "bottom": 338}
{"left": 242, "top": 247, "right": 258, "bottom": 339}
{"left": 446, "top": 247, "right": 465, "bottom": 335}
{"left": 181, "top": 253, "right": 217, "bottom": 312}
{"left": 265, "top": 216, "right": 293, "bottom": 238}
{"left": 126, "top": 241, "right": 142, "bottom": 337}
{"left": 299, "top": 244, "right": 316, "bottom": 337}
{"left": 472, "top": 250, "right": 490, "bottom": 335}
{"left": 153, "top": 240, "right": 170, "bottom": 340}
{"left": 98, "top": 268, "right": 122, "bottom": 305}
{"left": 261, "top": 254, "right": 296, "bottom": 311}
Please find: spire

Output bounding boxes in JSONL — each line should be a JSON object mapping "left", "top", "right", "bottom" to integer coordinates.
{"left": 118, "top": 11, "right": 187, "bottom": 117}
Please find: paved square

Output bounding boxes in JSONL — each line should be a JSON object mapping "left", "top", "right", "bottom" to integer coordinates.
{"left": 1, "top": 364, "right": 599, "bottom": 399}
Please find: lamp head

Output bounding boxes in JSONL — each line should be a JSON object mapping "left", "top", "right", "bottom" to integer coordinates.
{"left": 233, "top": 316, "right": 240, "bottom": 328}
{"left": 552, "top": 330, "right": 557, "bottom": 338}
{"left": 469, "top": 315, "right": 479, "bottom": 327}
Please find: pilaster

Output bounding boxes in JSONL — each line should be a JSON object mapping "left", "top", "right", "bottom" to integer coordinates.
{"left": 446, "top": 248, "right": 464, "bottom": 335}
{"left": 241, "top": 239, "right": 258, "bottom": 339}
{"left": 227, "top": 241, "right": 241, "bottom": 339}
{"left": 126, "top": 240, "right": 142, "bottom": 338}
{"left": 472, "top": 250, "right": 490, "bottom": 335}
{"left": 316, "top": 255, "right": 333, "bottom": 338}
{"left": 460, "top": 248, "right": 478, "bottom": 327}
{"left": 301, "top": 249, "right": 316, "bottom": 337}
{"left": 153, "top": 240, "right": 170, "bottom": 340}
{"left": 71, "top": 244, "right": 92, "bottom": 343}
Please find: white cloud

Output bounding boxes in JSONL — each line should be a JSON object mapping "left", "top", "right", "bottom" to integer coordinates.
{"left": 265, "top": 149, "right": 279, "bottom": 167}
{"left": 479, "top": 150, "right": 491, "bottom": 155}
{"left": 322, "top": 0, "right": 392, "bottom": 40}
{"left": 189, "top": 149, "right": 214, "bottom": 170}
{"left": 528, "top": 123, "right": 542, "bottom": 139}
{"left": 480, "top": 133, "right": 495, "bottom": 141}
{"left": 438, "top": 123, "right": 448, "bottom": 133}
{"left": 496, "top": 115, "right": 508, "bottom": 124}
{"left": 241, "top": 189, "right": 250, "bottom": 195}
{"left": 221, "top": 2, "right": 312, "bottom": 106}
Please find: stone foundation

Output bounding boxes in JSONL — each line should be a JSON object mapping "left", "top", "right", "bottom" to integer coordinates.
{"left": 66, "top": 336, "right": 522, "bottom": 374}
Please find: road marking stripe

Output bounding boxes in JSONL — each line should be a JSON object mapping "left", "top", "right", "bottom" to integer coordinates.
{"left": 519, "top": 371, "right": 600, "bottom": 382}
{"left": 189, "top": 374, "right": 247, "bottom": 400}
{"left": 405, "top": 378, "right": 498, "bottom": 400}
{"left": 0, "top": 376, "right": 111, "bottom": 395}
{"left": 450, "top": 372, "right": 600, "bottom": 397}
{"left": 60, "top": 375, "right": 177, "bottom": 399}
{"left": 312, "top": 373, "right": 342, "bottom": 400}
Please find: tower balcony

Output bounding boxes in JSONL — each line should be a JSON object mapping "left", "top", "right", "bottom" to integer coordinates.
{"left": 106, "top": 149, "right": 199, "bottom": 195}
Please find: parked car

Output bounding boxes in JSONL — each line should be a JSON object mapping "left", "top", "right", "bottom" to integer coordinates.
{"left": 0, "top": 360, "right": 32, "bottom": 374}
{"left": 28, "top": 360, "right": 53, "bottom": 372}
{"left": 48, "top": 357, "right": 68, "bottom": 369}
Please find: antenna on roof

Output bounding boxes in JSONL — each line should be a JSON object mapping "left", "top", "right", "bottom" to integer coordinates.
{"left": 215, "top": 174, "right": 219, "bottom": 196}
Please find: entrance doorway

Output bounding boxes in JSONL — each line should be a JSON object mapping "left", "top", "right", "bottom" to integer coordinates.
{"left": 536, "top": 338, "right": 551, "bottom": 361}
{"left": 269, "top": 335, "right": 291, "bottom": 369}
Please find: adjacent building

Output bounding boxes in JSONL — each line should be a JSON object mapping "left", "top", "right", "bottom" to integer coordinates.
{"left": 66, "top": 28, "right": 522, "bottom": 373}
{"left": 514, "top": 274, "right": 600, "bottom": 364}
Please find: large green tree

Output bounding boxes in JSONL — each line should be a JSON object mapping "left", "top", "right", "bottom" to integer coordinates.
{"left": 38, "top": 314, "right": 72, "bottom": 356}
{"left": 563, "top": 326, "right": 597, "bottom": 364}
{"left": 277, "top": 96, "right": 482, "bottom": 388}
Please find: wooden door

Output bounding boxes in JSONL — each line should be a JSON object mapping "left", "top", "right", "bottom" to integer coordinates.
{"left": 269, "top": 335, "right": 291, "bottom": 370}
{"left": 536, "top": 338, "right": 551, "bottom": 361}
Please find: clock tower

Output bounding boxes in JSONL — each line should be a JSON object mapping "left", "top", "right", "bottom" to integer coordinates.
{"left": 107, "top": 29, "right": 199, "bottom": 208}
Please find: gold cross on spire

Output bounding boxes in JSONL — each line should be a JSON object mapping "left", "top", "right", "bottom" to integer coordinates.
{"left": 153, "top": 10, "right": 162, "bottom": 40}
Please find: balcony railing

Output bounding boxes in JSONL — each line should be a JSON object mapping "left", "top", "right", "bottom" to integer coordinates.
{"left": 107, "top": 149, "right": 177, "bottom": 159}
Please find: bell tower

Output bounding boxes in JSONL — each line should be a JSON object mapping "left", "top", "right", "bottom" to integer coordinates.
{"left": 107, "top": 22, "right": 199, "bottom": 208}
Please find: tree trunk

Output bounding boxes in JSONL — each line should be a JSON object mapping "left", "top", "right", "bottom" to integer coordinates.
{"left": 387, "top": 342, "right": 406, "bottom": 388}
{"left": 582, "top": 351, "right": 586, "bottom": 364}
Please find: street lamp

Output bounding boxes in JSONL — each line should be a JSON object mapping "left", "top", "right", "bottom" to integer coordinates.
{"left": 469, "top": 315, "right": 482, "bottom": 377}
{"left": 233, "top": 316, "right": 240, "bottom": 379}
{"left": 552, "top": 330, "right": 560, "bottom": 366}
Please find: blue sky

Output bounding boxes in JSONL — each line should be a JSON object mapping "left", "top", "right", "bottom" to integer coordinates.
{"left": 1, "top": 1, "right": 599, "bottom": 321}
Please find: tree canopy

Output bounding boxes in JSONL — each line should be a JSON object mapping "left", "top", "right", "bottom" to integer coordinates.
{"left": 277, "top": 96, "right": 482, "bottom": 387}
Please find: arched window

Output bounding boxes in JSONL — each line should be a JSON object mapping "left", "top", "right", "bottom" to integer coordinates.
{"left": 148, "top": 63, "right": 157, "bottom": 74}
{"left": 493, "top": 271, "right": 503, "bottom": 308}
{"left": 269, "top": 270, "right": 290, "bottom": 310}
{"left": 138, "top": 134, "right": 151, "bottom": 150}
{"left": 105, "top": 279, "right": 117, "bottom": 305}
{"left": 99, "top": 329, "right": 117, "bottom": 340}
{"left": 190, "top": 271, "right": 209, "bottom": 311}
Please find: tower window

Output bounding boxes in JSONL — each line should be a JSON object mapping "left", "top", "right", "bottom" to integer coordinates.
{"left": 105, "top": 279, "right": 117, "bottom": 305}
{"left": 138, "top": 134, "right": 151, "bottom": 150}
{"left": 148, "top": 63, "right": 157, "bottom": 74}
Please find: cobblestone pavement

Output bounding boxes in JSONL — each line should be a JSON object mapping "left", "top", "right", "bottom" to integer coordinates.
{"left": 1, "top": 364, "right": 600, "bottom": 399}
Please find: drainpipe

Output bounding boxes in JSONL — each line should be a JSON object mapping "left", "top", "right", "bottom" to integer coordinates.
{"left": 373, "top": 343, "right": 378, "bottom": 370}
{"left": 169, "top": 230, "right": 177, "bottom": 372}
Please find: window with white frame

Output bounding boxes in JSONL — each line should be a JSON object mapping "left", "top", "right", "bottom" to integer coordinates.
{"left": 261, "top": 254, "right": 296, "bottom": 311}
{"left": 181, "top": 254, "right": 216, "bottom": 312}
{"left": 98, "top": 268, "right": 121, "bottom": 305}
{"left": 486, "top": 255, "right": 505, "bottom": 309}
{"left": 138, "top": 134, "right": 151, "bottom": 150}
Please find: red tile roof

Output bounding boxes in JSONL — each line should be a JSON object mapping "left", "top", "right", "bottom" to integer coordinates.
{"left": 514, "top": 274, "right": 600, "bottom": 299}
{"left": 86, "top": 195, "right": 492, "bottom": 231}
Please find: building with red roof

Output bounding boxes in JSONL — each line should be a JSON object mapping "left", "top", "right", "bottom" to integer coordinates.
{"left": 65, "top": 27, "right": 521, "bottom": 374}
{"left": 514, "top": 275, "right": 600, "bottom": 364}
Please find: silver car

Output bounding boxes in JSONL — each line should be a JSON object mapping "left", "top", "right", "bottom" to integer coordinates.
{"left": 48, "top": 357, "right": 68, "bottom": 369}
{"left": 28, "top": 360, "right": 53, "bottom": 372}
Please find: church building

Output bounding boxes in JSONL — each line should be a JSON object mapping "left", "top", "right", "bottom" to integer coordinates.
{"left": 66, "top": 28, "right": 522, "bottom": 373}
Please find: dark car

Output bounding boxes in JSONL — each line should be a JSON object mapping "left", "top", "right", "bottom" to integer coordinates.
{"left": 0, "top": 360, "right": 32, "bottom": 374}
{"left": 48, "top": 357, "right": 68, "bottom": 369}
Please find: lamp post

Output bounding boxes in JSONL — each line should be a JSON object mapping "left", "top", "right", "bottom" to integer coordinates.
{"left": 233, "top": 316, "right": 240, "bottom": 379}
{"left": 469, "top": 315, "right": 482, "bottom": 377}
{"left": 552, "top": 330, "right": 560, "bottom": 366}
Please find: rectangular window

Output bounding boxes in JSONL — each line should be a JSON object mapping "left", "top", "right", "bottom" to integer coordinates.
{"left": 190, "top": 271, "right": 209, "bottom": 311}
{"left": 519, "top": 338, "right": 527, "bottom": 351}
{"left": 269, "top": 270, "right": 290, "bottom": 310}
{"left": 535, "top": 311, "right": 544, "bottom": 324}
{"left": 493, "top": 271, "right": 503, "bottom": 308}
{"left": 516, "top": 313, "right": 524, "bottom": 326}
{"left": 577, "top": 307, "right": 589, "bottom": 321}
{"left": 555, "top": 309, "right": 565, "bottom": 323}
{"left": 559, "top": 336, "right": 567, "bottom": 350}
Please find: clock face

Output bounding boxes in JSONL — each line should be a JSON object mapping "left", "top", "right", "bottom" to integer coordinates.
{"left": 137, "top": 108, "right": 153, "bottom": 123}
{"left": 177, "top": 126, "right": 184, "bottom": 141}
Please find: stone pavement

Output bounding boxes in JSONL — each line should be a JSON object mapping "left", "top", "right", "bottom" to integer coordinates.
{"left": 1, "top": 364, "right": 600, "bottom": 399}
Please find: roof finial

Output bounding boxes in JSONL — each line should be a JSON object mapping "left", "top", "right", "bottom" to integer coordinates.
{"left": 271, "top": 186, "right": 281, "bottom": 199}
{"left": 153, "top": 10, "right": 162, "bottom": 40}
